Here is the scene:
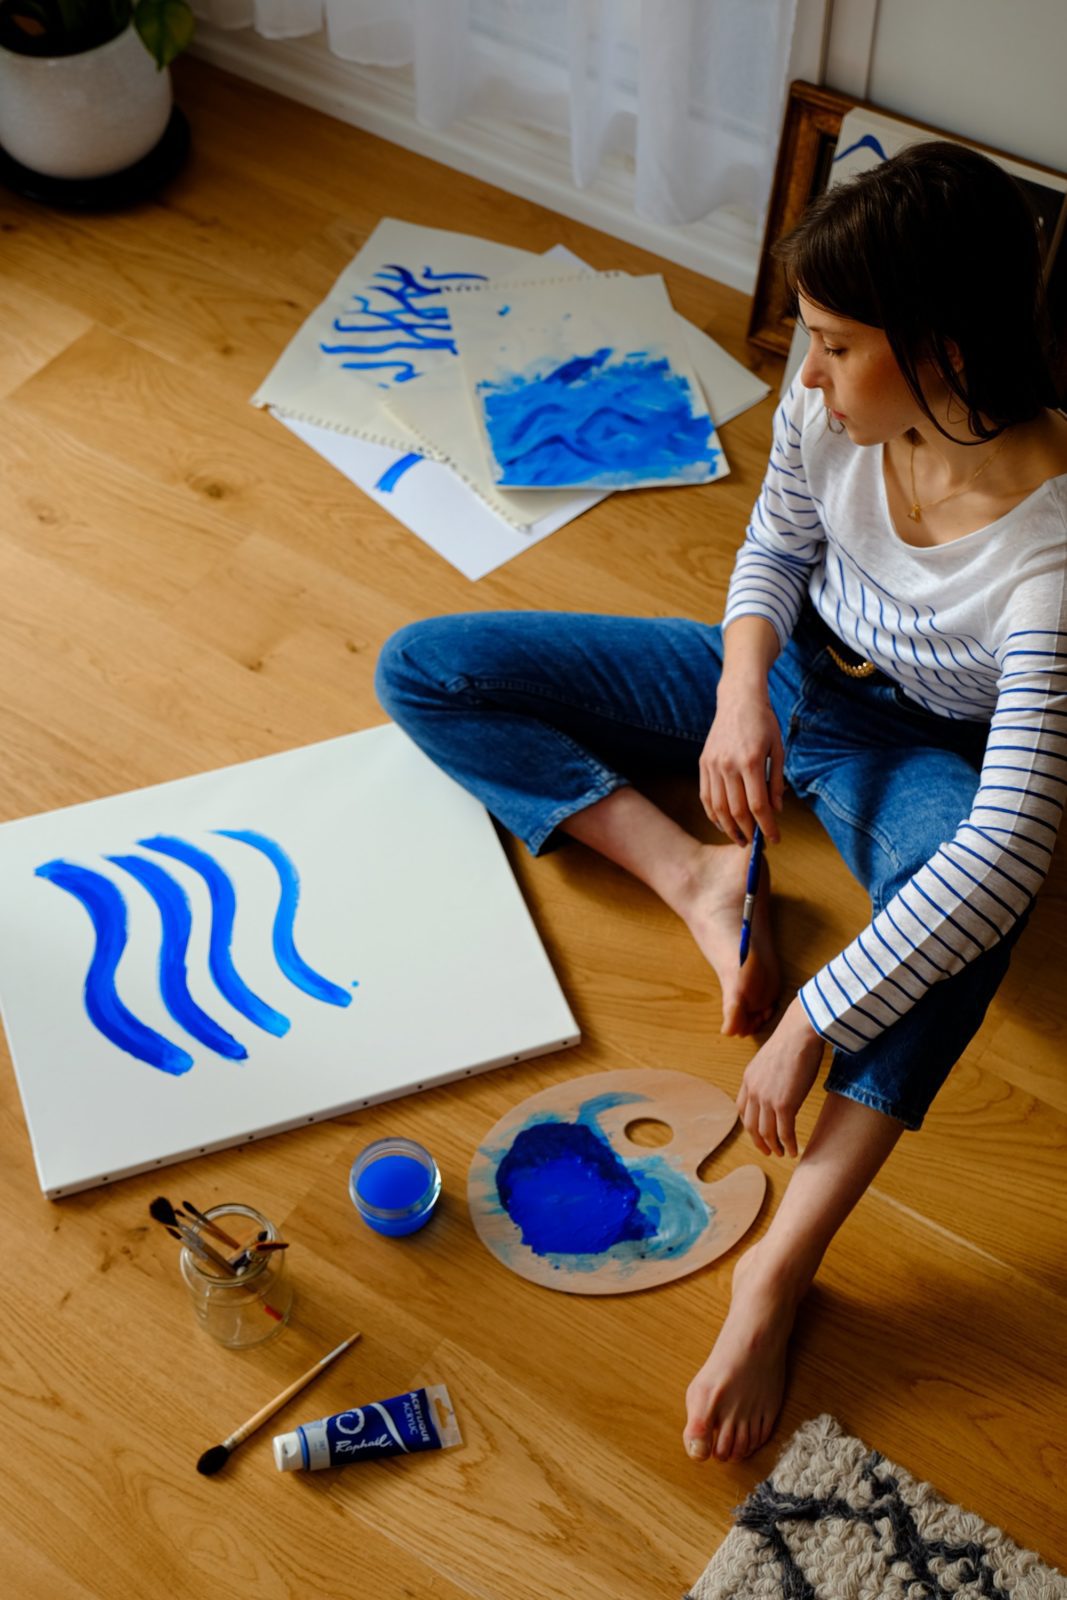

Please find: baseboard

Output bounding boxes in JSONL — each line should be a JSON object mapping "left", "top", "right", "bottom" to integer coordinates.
{"left": 188, "top": 24, "right": 759, "bottom": 293}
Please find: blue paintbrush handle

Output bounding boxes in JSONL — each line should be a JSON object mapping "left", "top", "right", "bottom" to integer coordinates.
{"left": 738, "top": 827, "right": 764, "bottom": 967}
{"left": 738, "top": 755, "right": 773, "bottom": 966}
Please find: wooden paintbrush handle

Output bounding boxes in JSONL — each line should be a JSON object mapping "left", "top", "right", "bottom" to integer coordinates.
{"left": 227, "top": 1333, "right": 362, "bottom": 1447}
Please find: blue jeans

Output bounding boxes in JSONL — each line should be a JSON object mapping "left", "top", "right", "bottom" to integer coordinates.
{"left": 375, "top": 605, "right": 1027, "bottom": 1128}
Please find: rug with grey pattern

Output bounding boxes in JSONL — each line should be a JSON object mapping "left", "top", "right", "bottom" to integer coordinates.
{"left": 687, "top": 1414, "right": 1065, "bottom": 1600}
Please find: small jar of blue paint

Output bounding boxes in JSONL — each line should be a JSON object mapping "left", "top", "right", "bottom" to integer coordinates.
{"left": 349, "top": 1137, "right": 442, "bottom": 1237}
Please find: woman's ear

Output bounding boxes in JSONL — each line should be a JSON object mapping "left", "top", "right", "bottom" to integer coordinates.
{"left": 945, "top": 338, "right": 964, "bottom": 374}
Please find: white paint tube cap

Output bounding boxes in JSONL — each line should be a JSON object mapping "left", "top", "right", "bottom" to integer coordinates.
{"left": 272, "top": 1431, "right": 304, "bottom": 1471}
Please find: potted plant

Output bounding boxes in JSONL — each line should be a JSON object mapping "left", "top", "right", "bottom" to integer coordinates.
{"left": 0, "top": 0, "right": 195, "bottom": 192}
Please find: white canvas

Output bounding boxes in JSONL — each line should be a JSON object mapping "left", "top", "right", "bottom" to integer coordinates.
{"left": 0, "top": 727, "right": 579, "bottom": 1197}
{"left": 251, "top": 219, "right": 537, "bottom": 450}
{"left": 445, "top": 273, "right": 727, "bottom": 490}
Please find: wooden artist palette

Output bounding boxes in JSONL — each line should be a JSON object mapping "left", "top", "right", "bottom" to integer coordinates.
{"left": 467, "top": 1068, "right": 766, "bottom": 1295}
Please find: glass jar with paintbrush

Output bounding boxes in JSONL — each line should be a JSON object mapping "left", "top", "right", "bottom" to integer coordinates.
{"left": 153, "top": 1197, "right": 294, "bottom": 1348}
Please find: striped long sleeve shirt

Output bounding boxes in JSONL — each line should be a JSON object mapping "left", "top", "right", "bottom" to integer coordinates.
{"left": 723, "top": 380, "right": 1067, "bottom": 1054}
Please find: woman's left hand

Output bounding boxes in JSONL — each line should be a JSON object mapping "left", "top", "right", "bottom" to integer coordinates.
{"left": 737, "top": 998, "right": 826, "bottom": 1158}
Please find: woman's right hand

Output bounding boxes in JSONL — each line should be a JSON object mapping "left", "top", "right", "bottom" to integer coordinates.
{"left": 699, "top": 683, "right": 784, "bottom": 846}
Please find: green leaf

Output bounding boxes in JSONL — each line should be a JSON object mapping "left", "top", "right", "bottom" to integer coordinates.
{"left": 134, "top": 0, "right": 194, "bottom": 70}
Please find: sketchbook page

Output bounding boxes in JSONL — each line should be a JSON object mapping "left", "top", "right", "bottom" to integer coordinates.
{"left": 275, "top": 416, "right": 600, "bottom": 581}
{"left": 0, "top": 727, "right": 579, "bottom": 1196}
{"left": 446, "top": 272, "right": 728, "bottom": 490}
{"left": 251, "top": 218, "right": 537, "bottom": 451}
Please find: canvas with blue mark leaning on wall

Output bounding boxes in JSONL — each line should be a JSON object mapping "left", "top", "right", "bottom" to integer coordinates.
{"left": 0, "top": 728, "right": 578, "bottom": 1197}
{"left": 445, "top": 273, "right": 728, "bottom": 491}
{"left": 467, "top": 1069, "right": 765, "bottom": 1295}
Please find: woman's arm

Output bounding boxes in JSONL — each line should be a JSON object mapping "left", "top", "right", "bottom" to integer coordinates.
{"left": 702, "top": 382, "right": 826, "bottom": 843}
{"left": 800, "top": 619, "right": 1067, "bottom": 1052}
{"left": 699, "top": 616, "right": 785, "bottom": 845}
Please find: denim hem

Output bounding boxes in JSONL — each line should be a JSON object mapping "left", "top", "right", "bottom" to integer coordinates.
{"left": 824, "top": 1073, "right": 921, "bottom": 1132}
{"left": 525, "top": 777, "right": 629, "bottom": 857}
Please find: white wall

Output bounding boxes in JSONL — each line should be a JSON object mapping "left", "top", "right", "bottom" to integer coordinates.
{"left": 845, "top": 0, "right": 1067, "bottom": 175}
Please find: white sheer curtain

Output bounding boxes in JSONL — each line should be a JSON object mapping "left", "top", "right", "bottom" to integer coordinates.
{"left": 193, "top": 0, "right": 797, "bottom": 231}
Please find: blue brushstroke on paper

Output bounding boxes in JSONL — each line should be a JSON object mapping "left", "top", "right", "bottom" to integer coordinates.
{"left": 479, "top": 347, "right": 718, "bottom": 488}
{"left": 107, "top": 854, "right": 248, "bottom": 1061}
{"left": 489, "top": 1091, "right": 711, "bottom": 1274}
{"left": 215, "top": 829, "right": 353, "bottom": 1007}
{"left": 34, "top": 860, "right": 194, "bottom": 1076}
{"left": 375, "top": 451, "right": 424, "bottom": 493}
{"left": 833, "top": 133, "right": 888, "bottom": 164}
{"left": 320, "top": 262, "right": 488, "bottom": 386}
{"left": 139, "top": 835, "right": 290, "bottom": 1038}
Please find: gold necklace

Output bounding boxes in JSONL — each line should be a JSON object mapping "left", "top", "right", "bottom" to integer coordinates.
{"left": 907, "top": 430, "right": 1009, "bottom": 522}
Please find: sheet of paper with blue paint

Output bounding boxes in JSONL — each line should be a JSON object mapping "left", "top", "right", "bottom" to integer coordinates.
{"left": 251, "top": 218, "right": 538, "bottom": 452}
{"left": 445, "top": 273, "right": 729, "bottom": 491}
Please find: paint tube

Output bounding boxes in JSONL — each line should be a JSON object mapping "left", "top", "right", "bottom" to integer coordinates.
{"left": 272, "top": 1383, "right": 461, "bottom": 1471}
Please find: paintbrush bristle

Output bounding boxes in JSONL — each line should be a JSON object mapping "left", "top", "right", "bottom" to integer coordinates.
{"left": 196, "top": 1443, "right": 231, "bottom": 1477}
{"left": 149, "top": 1195, "right": 180, "bottom": 1228}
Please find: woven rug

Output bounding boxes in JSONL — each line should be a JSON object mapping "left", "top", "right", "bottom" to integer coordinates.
{"left": 687, "top": 1414, "right": 1066, "bottom": 1600}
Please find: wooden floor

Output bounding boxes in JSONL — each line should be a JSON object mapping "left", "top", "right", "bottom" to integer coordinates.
{"left": 2, "top": 59, "right": 1065, "bottom": 1599}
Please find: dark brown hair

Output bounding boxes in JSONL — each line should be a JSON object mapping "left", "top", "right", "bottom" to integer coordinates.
{"left": 776, "top": 140, "right": 1061, "bottom": 441}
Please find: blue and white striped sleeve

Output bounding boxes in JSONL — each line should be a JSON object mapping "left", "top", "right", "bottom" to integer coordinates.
{"left": 798, "top": 623, "right": 1067, "bottom": 1053}
{"left": 722, "top": 382, "right": 825, "bottom": 647}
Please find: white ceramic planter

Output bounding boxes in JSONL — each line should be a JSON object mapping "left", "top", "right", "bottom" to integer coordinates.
{"left": 0, "top": 24, "right": 172, "bottom": 181}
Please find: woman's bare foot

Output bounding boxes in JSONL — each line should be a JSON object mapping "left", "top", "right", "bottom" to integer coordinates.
{"left": 557, "top": 789, "right": 779, "bottom": 1033}
{"left": 682, "top": 1240, "right": 810, "bottom": 1463}
{"left": 677, "top": 843, "right": 780, "bottom": 1035}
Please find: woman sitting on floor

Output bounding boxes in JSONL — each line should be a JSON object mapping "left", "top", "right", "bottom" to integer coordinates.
{"left": 375, "top": 141, "right": 1067, "bottom": 1463}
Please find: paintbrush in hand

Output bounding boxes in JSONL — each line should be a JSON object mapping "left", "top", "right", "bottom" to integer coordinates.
{"left": 196, "top": 1332, "right": 362, "bottom": 1476}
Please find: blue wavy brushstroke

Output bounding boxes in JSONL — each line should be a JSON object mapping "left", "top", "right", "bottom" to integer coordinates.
{"left": 34, "top": 860, "right": 194, "bottom": 1076}
{"left": 414, "top": 268, "right": 491, "bottom": 284}
{"left": 214, "top": 830, "right": 353, "bottom": 1007}
{"left": 375, "top": 451, "right": 424, "bottom": 493}
{"left": 139, "top": 834, "right": 290, "bottom": 1038}
{"left": 319, "top": 262, "right": 487, "bottom": 385}
{"left": 833, "top": 133, "right": 888, "bottom": 164}
{"left": 480, "top": 348, "right": 717, "bottom": 488}
{"left": 108, "top": 854, "right": 248, "bottom": 1062}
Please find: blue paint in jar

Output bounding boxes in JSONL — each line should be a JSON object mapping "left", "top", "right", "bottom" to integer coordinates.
{"left": 349, "top": 1137, "right": 441, "bottom": 1237}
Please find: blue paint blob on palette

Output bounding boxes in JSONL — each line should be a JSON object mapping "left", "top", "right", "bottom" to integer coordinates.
{"left": 496, "top": 1119, "right": 657, "bottom": 1256}
{"left": 467, "top": 1069, "right": 766, "bottom": 1296}
{"left": 479, "top": 346, "right": 719, "bottom": 489}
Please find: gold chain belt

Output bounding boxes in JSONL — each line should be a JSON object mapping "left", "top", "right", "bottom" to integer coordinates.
{"left": 825, "top": 644, "right": 878, "bottom": 679}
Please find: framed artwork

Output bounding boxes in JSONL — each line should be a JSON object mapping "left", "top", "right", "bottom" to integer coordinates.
{"left": 748, "top": 80, "right": 1067, "bottom": 361}
{"left": 748, "top": 82, "right": 857, "bottom": 358}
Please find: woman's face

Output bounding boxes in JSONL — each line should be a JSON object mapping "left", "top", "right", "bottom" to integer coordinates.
{"left": 797, "top": 292, "right": 927, "bottom": 445}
